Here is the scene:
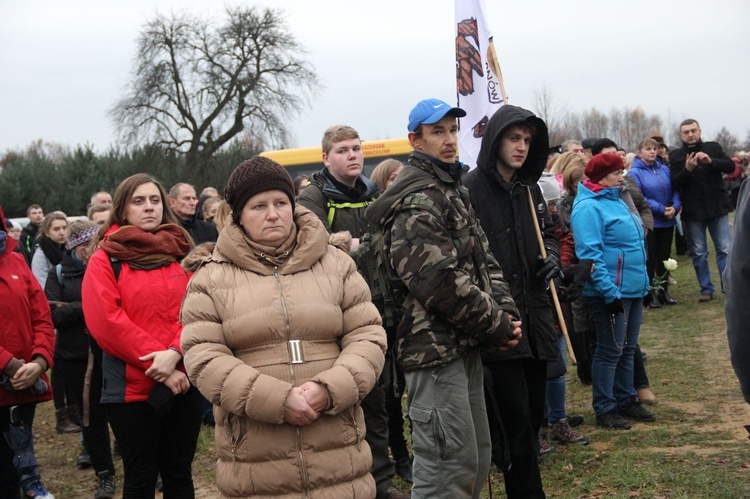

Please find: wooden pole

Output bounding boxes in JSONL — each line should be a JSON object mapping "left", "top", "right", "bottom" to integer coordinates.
{"left": 526, "top": 188, "right": 577, "bottom": 365}
{"left": 488, "top": 38, "right": 509, "bottom": 105}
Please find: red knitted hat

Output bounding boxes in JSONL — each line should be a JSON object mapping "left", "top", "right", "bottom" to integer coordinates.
{"left": 585, "top": 153, "right": 624, "bottom": 184}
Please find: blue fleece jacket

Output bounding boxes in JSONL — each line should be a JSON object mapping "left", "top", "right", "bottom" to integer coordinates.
{"left": 571, "top": 182, "right": 650, "bottom": 303}
{"left": 627, "top": 157, "right": 681, "bottom": 229}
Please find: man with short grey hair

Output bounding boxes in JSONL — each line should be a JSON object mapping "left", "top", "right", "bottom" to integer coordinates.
{"left": 562, "top": 139, "right": 583, "bottom": 155}
{"left": 168, "top": 183, "right": 218, "bottom": 245}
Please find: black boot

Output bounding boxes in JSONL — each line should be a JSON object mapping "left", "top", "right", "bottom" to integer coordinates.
{"left": 658, "top": 286, "right": 677, "bottom": 305}
{"left": 648, "top": 290, "right": 661, "bottom": 308}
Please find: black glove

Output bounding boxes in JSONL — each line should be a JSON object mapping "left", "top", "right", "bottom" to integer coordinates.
{"left": 536, "top": 255, "right": 561, "bottom": 281}
{"left": 147, "top": 383, "right": 175, "bottom": 416}
{"left": 573, "top": 259, "right": 595, "bottom": 287}
{"left": 606, "top": 298, "right": 625, "bottom": 315}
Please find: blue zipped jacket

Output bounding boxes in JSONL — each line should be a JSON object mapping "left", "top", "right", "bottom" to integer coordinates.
{"left": 627, "top": 157, "right": 681, "bottom": 228}
{"left": 571, "top": 182, "right": 650, "bottom": 303}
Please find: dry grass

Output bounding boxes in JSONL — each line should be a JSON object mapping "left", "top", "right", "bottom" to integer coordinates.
{"left": 32, "top": 249, "right": 750, "bottom": 498}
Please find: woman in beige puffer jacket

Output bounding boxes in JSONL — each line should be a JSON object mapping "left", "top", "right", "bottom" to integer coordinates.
{"left": 180, "top": 156, "right": 386, "bottom": 499}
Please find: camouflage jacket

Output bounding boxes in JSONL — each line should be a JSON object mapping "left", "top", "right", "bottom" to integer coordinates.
{"left": 365, "top": 152, "right": 519, "bottom": 371}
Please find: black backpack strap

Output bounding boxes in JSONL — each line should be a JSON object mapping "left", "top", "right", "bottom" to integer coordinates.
{"left": 109, "top": 257, "right": 122, "bottom": 282}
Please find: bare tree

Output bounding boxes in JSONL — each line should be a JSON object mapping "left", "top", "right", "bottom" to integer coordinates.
{"left": 110, "top": 6, "right": 318, "bottom": 172}
{"left": 532, "top": 84, "right": 567, "bottom": 145}
{"left": 714, "top": 127, "right": 740, "bottom": 155}
{"left": 581, "top": 107, "right": 609, "bottom": 139}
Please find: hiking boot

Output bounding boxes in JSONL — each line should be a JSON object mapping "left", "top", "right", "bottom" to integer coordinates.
{"left": 55, "top": 407, "right": 81, "bottom": 434}
{"left": 24, "top": 480, "right": 54, "bottom": 499}
{"left": 538, "top": 435, "right": 557, "bottom": 457}
{"left": 95, "top": 471, "right": 116, "bottom": 499}
{"left": 596, "top": 409, "right": 632, "bottom": 430}
{"left": 698, "top": 292, "right": 714, "bottom": 303}
{"left": 394, "top": 456, "right": 413, "bottom": 484}
{"left": 618, "top": 401, "right": 656, "bottom": 422}
{"left": 549, "top": 418, "right": 591, "bottom": 445}
{"left": 637, "top": 387, "right": 658, "bottom": 405}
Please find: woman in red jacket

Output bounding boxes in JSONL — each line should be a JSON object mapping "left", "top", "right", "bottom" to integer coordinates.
{"left": 0, "top": 210, "right": 56, "bottom": 499}
{"left": 82, "top": 174, "right": 202, "bottom": 498}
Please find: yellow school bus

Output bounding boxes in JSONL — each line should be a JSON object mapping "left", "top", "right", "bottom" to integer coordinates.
{"left": 260, "top": 137, "right": 412, "bottom": 178}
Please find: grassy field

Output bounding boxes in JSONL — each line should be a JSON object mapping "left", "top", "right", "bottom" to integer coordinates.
{"left": 32, "top": 251, "right": 750, "bottom": 498}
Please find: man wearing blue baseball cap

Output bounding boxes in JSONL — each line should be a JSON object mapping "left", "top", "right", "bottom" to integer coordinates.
{"left": 366, "top": 99, "right": 522, "bottom": 498}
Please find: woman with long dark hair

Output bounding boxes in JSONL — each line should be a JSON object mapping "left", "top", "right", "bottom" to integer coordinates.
{"left": 82, "top": 174, "right": 203, "bottom": 497}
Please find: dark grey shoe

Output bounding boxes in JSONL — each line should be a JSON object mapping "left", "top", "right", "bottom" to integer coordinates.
{"left": 596, "top": 409, "right": 632, "bottom": 430}
{"left": 618, "top": 401, "right": 656, "bottom": 422}
{"left": 95, "top": 471, "right": 116, "bottom": 499}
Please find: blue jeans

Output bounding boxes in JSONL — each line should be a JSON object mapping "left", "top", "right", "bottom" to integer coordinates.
{"left": 589, "top": 297, "right": 643, "bottom": 416}
{"left": 405, "top": 350, "right": 491, "bottom": 499}
{"left": 1, "top": 404, "right": 40, "bottom": 498}
{"left": 684, "top": 215, "right": 731, "bottom": 294}
{"left": 546, "top": 336, "right": 568, "bottom": 423}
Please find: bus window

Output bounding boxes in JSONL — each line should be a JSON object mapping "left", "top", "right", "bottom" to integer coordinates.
{"left": 260, "top": 137, "right": 412, "bottom": 178}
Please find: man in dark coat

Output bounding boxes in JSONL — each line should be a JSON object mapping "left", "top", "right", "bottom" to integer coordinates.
{"left": 19, "top": 204, "right": 44, "bottom": 266}
{"left": 669, "top": 119, "right": 735, "bottom": 302}
{"left": 464, "top": 105, "right": 558, "bottom": 499}
{"left": 168, "top": 183, "right": 218, "bottom": 246}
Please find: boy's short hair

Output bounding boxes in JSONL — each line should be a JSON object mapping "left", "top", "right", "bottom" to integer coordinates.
{"left": 321, "top": 125, "right": 360, "bottom": 155}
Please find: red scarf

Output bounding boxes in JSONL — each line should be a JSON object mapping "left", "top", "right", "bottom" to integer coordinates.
{"left": 583, "top": 179, "right": 607, "bottom": 193}
{"left": 99, "top": 224, "right": 191, "bottom": 269}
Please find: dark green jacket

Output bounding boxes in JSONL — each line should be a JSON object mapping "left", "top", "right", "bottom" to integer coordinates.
{"left": 297, "top": 170, "right": 379, "bottom": 237}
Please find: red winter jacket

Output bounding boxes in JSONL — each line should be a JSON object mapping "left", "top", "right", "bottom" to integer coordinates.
{"left": 82, "top": 226, "right": 191, "bottom": 404}
{"left": 0, "top": 236, "right": 55, "bottom": 408}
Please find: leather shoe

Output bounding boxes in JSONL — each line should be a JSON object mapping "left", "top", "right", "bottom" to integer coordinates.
{"left": 658, "top": 289, "right": 677, "bottom": 305}
{"left": 698, "top": 292, "right": 714, "bottom": 303}
{"left": 637, "top": 387, "right": 658, "bottom": 405}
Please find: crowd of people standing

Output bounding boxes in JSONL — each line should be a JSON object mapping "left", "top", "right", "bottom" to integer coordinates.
{"left": 0, "top": 100, "right": 742, "bottom": 499}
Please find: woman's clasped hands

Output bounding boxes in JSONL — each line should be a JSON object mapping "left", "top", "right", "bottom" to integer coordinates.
{"left": 283, "top": 381, "right": 331, "bottom": 426}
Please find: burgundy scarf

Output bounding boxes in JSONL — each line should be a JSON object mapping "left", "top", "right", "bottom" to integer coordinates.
{"left": 99, "top": 224, "right": 191, "bottom": 269}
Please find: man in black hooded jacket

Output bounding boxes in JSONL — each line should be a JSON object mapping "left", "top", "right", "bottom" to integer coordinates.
{"left": 464, "top": 105, "right": 559, "bottom": 499}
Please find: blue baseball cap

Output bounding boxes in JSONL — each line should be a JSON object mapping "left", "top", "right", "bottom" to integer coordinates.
{"left": 408, "top": 98, "right": 467, "bottom": 132}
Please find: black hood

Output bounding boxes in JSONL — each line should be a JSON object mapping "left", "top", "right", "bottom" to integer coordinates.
{"left": 476, "top": 105, "right": 549, "bottom": 185}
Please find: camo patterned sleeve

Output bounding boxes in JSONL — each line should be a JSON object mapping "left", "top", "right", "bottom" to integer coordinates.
{"left": 389, "top": 195, "right": 517, "bottom": 350}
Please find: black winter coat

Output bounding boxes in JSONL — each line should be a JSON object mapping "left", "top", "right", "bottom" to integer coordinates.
{"left": 44, "top": 253, "right": 89, "bottom": 361}
{"left": 464, "top": 105, "right": 559, "bottom": 362}
{"left": 178, "top": 216, "right": 219, "bottom": 245}
{"left": 669, "top": 140, "right": 734, "bottom": 221}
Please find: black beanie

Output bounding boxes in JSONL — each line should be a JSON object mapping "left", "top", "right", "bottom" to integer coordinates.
{"left": 224, "top": 156, "right": 296, "bottom": 223}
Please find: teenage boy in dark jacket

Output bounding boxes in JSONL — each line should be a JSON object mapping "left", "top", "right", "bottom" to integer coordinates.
{"left": 464, "top": 105, "right": 558, "bottom": 499}
{"left": 298, "top": 125, "right": 406, "bottom": 499}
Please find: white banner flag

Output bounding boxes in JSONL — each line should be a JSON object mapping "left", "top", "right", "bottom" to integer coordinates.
{"left": 455, "top": 0, "right": 505, "bottom": 169}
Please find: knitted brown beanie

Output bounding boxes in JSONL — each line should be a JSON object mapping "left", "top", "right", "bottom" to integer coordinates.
{"left": 224, "top": 156, "right": 296, "bottom": 223}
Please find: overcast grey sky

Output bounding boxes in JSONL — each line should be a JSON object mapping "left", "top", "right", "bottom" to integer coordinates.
{"left": 1, "top": 0, "right": 748, "bottom": 154}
